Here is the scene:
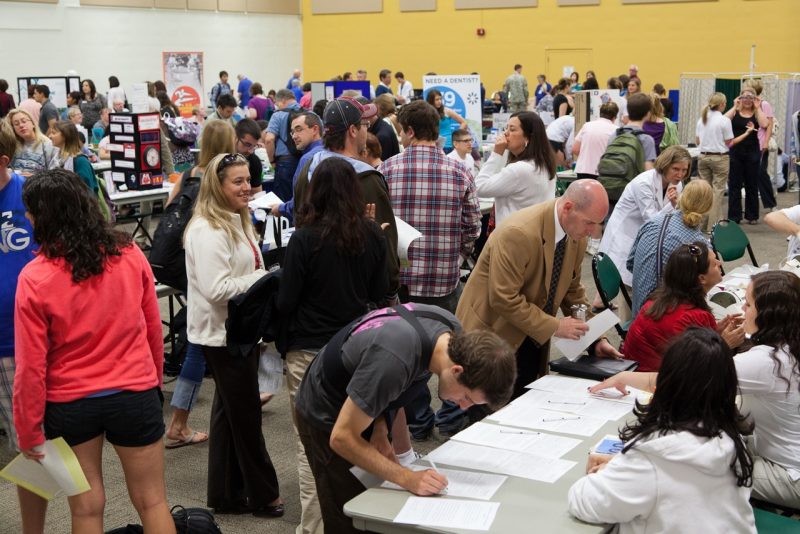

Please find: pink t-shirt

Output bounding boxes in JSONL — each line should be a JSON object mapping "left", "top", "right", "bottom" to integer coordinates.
{"left": 574, "top": 118, "right": 618, "bottom": 175}
{"left": 757, "top": 100, "right": 774, "bottom": 151}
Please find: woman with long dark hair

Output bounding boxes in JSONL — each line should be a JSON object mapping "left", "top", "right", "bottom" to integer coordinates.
{"left": 623, "top": 241, "right": 743, "bottom": 371}
{"left": 425, "top": 89, "right": 467, "bottom": 150}
{"left": 276, "top": 157, "right": 388, "bottom": 533}
{"left": 79, "top": 79, "right": 107, "bottom": 131}
{"left": 184, "top": 153, "right": 283, "bottom": 517}
{"left": 592, "top": 270, "right": 800, "bottom": 509}
{"left": 552, "top": 77, "right": 573, "bottom": 119}
{"left": 475, "top": 111, "right": 556, "bottom": 226}
{"left": 13, "top": 168, "right": 175, "bottom": 533}
{"left": 571, "top": 327, "right": 756, "bottom": 533}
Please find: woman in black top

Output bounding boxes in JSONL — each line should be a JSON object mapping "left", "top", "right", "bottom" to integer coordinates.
{"left": 276, "top": 157, "right": 388, "bottom": 532}
{"left": 725, "top": 87, "right": 764, "bottom": 224}
{"left": 552, "top": 77, "right": 573, "bottom": 119}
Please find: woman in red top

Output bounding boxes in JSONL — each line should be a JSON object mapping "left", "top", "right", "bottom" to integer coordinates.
{"left": 13, "top": 169, "right": 174, "bottom": 534}
{"left": 623, "top": 241, "right": 744, "bottom": 371}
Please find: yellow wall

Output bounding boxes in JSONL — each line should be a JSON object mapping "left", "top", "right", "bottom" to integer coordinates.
{"left": 301, "top": 0, "right": 800, "bottom": 94}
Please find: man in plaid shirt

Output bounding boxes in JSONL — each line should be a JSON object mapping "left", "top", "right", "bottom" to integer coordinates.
{"left": 379, "top": 100, "right": 481, "bottom": 439}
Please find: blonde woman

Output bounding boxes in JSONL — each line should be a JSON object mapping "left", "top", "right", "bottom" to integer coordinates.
{"left": 627, "top": 179, "right": 714, "bottom": 318}
{"left": 48, "top": 121, "right": 97, "bottom": 194}
{"left": 695, "top": 93, "right": 734, "bottom": 232}
{"left": 6, "top": 108, "right": 60, "bottom": 176}
{"left": 184, "top": 153, "right": 283, "bottom": 517}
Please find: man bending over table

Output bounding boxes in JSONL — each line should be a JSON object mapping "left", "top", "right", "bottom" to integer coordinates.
{"left": 294, "top": 303, "right": 516, "bottom": 534}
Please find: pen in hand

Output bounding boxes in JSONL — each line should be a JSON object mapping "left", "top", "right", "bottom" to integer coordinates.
{"left": 428, "top": 460, "right": 448, "bottom": 495}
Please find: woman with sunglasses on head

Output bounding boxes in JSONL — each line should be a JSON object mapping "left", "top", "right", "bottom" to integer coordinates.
{"left": 592, "top": 270, "right": 800, "bottom": 510}
{"left": 725, "top": 87, "right": 766, "bottom": 224}
{"left": 623, "top": 242, "right": 743, "bottom": 372}
{"left": 570, "top": 327, "right": 756, "bottom": 533}
{"left": 6, "top": 108, "right": 60, "bottom": 176}
{"left": 184, "top": 152, "right": 283, "bottom": 518}
{"left": 13, "top": 168, "right": 175, "bottom": 534}
{"left": 474, "top": 111, "right": 556, "bottom": 226}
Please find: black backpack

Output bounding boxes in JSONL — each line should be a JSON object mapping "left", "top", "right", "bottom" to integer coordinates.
{"left": 148, "top": 172, "right": 201, "bottom": 293}
{"left": 282, "top": 108, "right": 303, "bottom": 158}
{"left": 104, "top": 505, "right": 222, "bottom": 534}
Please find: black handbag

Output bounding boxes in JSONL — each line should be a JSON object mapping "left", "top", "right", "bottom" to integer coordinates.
{"left": 170, "top": 505, "right": 223, "bottom": 534}
{"left": 549, "top": 355, "right": 639, "bottom": 381}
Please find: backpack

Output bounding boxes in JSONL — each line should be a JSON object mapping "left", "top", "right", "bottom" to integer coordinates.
{"left": 660, "top": 118, "right": 679, "bottom": 151}
{"left": 163, "top": 116, "right": 200, "bottom": 147}
{"left": 148, "top": 170, "right": 201, "bottom": 292}
{"left": 596, "top": 128, "right": 647, "bottom": 202}
{"left": 282, "top": 108, "right": 304, "bottom": 158}
{"left": 103, "top": 506, "right": 222, "bottom": 534}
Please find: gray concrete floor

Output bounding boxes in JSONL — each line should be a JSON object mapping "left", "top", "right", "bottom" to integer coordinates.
{"left": 1, "top": 185, "right": 797, "bottom": 534}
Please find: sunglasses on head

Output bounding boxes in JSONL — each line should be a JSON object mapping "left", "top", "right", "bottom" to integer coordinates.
{"left": 216, "top": 153, "right": 247, "bottom": 174}
{"left": 684, "top": 243, "right": 703, "bottom": 261}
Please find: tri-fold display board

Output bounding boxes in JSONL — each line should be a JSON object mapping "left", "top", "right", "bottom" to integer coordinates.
{"left": 107, "top": 113, "right": 164, "bottom": 190}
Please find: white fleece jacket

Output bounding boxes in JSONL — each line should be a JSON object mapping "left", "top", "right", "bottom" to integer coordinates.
{"left": 568, "top": 431, "right": 755, "bottom": 534}
{"left": 185, "top": 214, "right": 265, "bottom": 347}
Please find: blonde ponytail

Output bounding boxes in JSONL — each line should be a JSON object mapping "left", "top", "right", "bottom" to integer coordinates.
{"left": 702, "top": 93, "right": 727, "bottom": 124}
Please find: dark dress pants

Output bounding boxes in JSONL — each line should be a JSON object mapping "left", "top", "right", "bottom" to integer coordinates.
{"left": 728, "top": 149, "right": 761, "bottom": 222}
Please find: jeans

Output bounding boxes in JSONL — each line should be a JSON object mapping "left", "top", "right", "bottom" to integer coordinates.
{"left": 273, "top": 156, "right": 299, "bottom": 205}
{"left": 170, "top": 342, "right": 205, "bottom": 411}
{"left": 728, "top": 148, "right": 760, "bottom": 222}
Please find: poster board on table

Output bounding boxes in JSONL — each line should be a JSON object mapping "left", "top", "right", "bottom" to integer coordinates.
{"left": 163, "top": 51, "right": 204, "bottom": 118}
{"left": 574, "top": 89, "right": 625, "bottom": 135}
{"left": 17, "top": 77, "right": 80, "bottom": 109}
{"left": 423, "top": 74, "right": 481, "bottom": 150}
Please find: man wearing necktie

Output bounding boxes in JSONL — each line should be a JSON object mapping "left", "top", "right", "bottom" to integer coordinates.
{"left": 457, "top": 179, "right": 622, "bottom": 399}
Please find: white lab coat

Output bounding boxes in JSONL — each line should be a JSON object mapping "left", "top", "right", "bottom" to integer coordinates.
{"left": 598, "top": 169, "right": 680, "bottom": 286}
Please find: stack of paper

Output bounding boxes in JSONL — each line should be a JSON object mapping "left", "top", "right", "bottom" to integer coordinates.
{"left": 451, "top": 421, "right": 581, "bottom": 459}
{"left": 488, "top": 404, "right": 607, "bottom": 437}
{"left": 394, "top": 497, "right": 500, "bottom": 531}
{"left": 0, "top": 438, "right": 90, "bottom": 500}
{"left": 425, "top": 441, "right": 576, "bottom": 483}
{"left": 510, "top": 388, "right": 634, "bottom": 421}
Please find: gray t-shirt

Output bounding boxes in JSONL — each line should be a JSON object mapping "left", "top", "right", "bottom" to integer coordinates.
{"left": 610, "top": 125, "right": 657, "bottom": 162}
{"left": 39, "top": 100, "right": 58, "bottom": 134}
{"left": 295, "top": 304, "right": 459, "bottom": 432}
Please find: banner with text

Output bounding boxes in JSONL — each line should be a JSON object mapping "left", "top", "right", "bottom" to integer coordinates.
{"left": 423, "top": 74, "right": 481, "bottom": 149}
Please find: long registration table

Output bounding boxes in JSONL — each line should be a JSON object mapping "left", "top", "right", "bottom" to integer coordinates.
{"left": 344, "top": 376, "right": 624, "bottom": 534}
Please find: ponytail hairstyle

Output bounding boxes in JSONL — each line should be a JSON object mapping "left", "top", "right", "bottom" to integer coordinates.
{"left": 702, "top": 93, "right": 727, "bottom": 124}
{"left": 678, "top": 179, "right": 713, "bottom": 228}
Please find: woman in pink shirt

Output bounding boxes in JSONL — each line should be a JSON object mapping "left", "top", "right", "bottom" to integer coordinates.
{"left": 13, "top": 169, "right": 174, "bottom": 534}
{"left": 572, "top": 102, "right": 619, "bottom": 178}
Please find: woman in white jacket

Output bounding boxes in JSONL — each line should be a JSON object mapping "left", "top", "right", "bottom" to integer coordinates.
{"left": 184, "top": 153, "right": 284, "bottom": 518}
{"left": 595, "top": 145, "right": 690, "bottom": 318}
{"left": 570, "top": 327, "right": 756, "bottom": 534}
{"left": 475, "top": 111, "right": 556, "bottom": 227}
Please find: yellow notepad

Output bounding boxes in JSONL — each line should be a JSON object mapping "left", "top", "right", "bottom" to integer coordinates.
{"left": 0, "top": 438, "right": 91, "bottom": 500}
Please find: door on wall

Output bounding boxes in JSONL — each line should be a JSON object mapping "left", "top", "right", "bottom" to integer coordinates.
{"left": 545, "top": 48, "right": 593, "bottom": 85}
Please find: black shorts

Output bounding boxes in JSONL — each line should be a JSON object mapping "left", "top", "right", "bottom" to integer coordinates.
{"left": 45, "top": 387, "right": 164, "bottom": 447}
{"left": 549, "top": 140, "right": 565, "bottom": 154}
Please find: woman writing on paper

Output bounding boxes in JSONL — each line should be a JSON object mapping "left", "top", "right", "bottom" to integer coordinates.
{"left": 13, "top": 169, "right": 175, "bottom": 533}
{"left": 622, "top": 242, "right": 744, "bottom": 372}
{"left": 474, "top": 111, "right": 556, "bottom": 226}
{"left": 591, "top": 270, "right": 800, "bottom": 510}
{"left": 569, "top": 327, "right": 756, "bottom": 533}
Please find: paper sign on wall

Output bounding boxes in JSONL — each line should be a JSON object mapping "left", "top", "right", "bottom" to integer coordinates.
{"left": 163, "top": 51, "right": 205, "bottom": 119}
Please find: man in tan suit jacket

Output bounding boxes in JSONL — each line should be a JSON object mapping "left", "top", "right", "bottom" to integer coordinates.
{"left": 457, "top": 179, "right": 621, "bottom": 398}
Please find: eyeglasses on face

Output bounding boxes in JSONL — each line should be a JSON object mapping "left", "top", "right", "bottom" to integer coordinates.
{"left": 237, "top": 138, "right": 256, "bottom": 150}
{"left": 216, "top": 153, "right": 247, "bottom": 173}
{"left": 454, "top": 138, "right": 473, "bottom": 144}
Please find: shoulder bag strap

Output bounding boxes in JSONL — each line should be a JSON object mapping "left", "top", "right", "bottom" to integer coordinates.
{"left": 655, "top": 212, "right": 674, "bottom": 279}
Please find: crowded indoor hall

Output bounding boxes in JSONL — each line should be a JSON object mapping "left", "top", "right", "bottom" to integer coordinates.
{"left": 1, "top": 0, "right": 799, "bottom": 533}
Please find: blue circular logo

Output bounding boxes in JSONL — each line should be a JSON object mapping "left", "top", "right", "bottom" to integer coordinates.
{"left": 424, "top": 85, "right": 466, "bottom": 117}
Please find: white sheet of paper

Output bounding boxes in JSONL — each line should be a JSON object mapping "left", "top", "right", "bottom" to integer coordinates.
{"left": 395, "top": 217, "right": 422, "bottom": 267}
{"left": 450, "top": 421, "right": 581, "bottom": 459}
{"left": 425, "top": 441, "right": 576, "bottom": 484}
{"left": 349, "top": 466, "right": 384, "bottom": 489}
{"left": 553, "top": 309, "right": 620, "bottom": 360}
{"left": 488, "top": 404, "right": 606, "bottom": 437}
{"left": 380, "top": 465, "right": 507, "bottom": 501}
{"left": 393, "top": 496, "right": 499, "bottom": 530}
{"left": 249, "top": 191, "right": 284, "bottom": 210}
{"left": 525, "top": 374, "right": 600, "bottom": 394}
{"left": 510, "top": 388, "right": 633, "bottom": 421}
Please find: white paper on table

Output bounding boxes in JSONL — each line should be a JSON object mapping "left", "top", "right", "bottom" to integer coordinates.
{"left": 380, "top": 465, "right": 507, "bottom": 501}
{"left": 488, "top": 404, "right": 606, "bottom": 437}
{"left": 425, "top": 441, "right": 576, "bottom": 484}
{"left": 394, "top": 496, "right": 499, "bottom": 530}
{"left": 510, "top": 388, "right": 633, "bottom": 421}
{"left": 553, "top": 309, "right": 620, "bottom": 361}
{"left": 0, "top": 438, "right": 90, "bottom": 500}
{"left": 349, "top": 466, "right": 384, "bottom": 489}
{"left": 248, "top": 191, "right": 284, "bottom": 210}
{"left": 525, "top": 374, "right": 601, "bottom": 393}
{"left": 395, "top": 217, "right": 422, "bottom": 268}
{"left": 450, "top": 421, "right": 581, "bottom": 459}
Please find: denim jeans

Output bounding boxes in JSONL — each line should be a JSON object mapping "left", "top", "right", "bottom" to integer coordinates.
{"left": 170, "top": 342, "right": 205, "bottom": 412}
{"left": 273, "top": 156, "right": 299, "bottom": 205}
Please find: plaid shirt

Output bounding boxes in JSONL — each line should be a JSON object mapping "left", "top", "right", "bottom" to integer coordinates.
{"left": 380, "top": 145, "right": 481, "bottom": 297}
